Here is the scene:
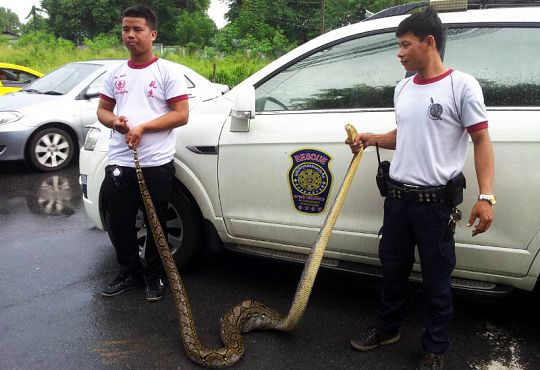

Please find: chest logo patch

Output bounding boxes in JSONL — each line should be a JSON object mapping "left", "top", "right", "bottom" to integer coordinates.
{"left": 114, "top": 79, "right": 127, "bottom": 95}
{"left": 428, "top": 97, "right": 443, "bottom": 120}
{"left": 288, "top": 149, "right": 333, "bottom": 214}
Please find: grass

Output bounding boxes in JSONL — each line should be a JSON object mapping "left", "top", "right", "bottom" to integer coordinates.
{"left": 0, "top": 43, "right": 271, "bottom": 87}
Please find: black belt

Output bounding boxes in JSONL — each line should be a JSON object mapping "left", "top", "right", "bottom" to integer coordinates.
{"left": 386, "top": 178, "right": 447, "bottom": 203}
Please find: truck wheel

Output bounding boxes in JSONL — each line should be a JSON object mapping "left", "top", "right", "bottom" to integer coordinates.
{"left": 105, "top": 186, "right": 202, "bottom": 269}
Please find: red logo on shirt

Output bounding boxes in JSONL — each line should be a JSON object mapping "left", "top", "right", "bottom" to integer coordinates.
{"left": 114, "top": 80, "right": 127, "bottom": 95}
{"left": 147, "top": 81, "right": 157, "bottom": 98}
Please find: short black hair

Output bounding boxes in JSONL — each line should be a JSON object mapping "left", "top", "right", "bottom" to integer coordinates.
{"left": 396, "top": 7, "right": 443, "bottom": 51}
{"left": 122, "top": 4, "right": 158, "bottom": 30}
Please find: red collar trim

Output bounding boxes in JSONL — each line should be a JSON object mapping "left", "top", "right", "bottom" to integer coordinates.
{"left": 128, "top": 56, "right": 159, "bottom": 69}
{"left": 413, "top": 69, "right": 454, "bottom": 85}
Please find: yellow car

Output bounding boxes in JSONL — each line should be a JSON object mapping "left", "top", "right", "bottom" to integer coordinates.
{"left": 0, "top": 63, "right": 43, "bottom": 95}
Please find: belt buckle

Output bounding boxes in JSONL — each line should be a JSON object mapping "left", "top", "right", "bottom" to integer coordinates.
{"left": 402, "top": 183, "right": 419, "bottom": 192}
{"left": 401, "top": 183, "right": 422, "bottom": 202}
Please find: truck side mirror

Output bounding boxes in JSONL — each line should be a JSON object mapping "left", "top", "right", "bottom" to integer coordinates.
{"left": 230, "top": 85, "right": 255, "bottom": 132}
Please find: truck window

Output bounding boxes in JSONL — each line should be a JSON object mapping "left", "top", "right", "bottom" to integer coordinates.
{"left": 444, "top": 27, "right": 540, "bottom": 107}
{"left": 255, "top": 31, "right": 404, "bottom": 112}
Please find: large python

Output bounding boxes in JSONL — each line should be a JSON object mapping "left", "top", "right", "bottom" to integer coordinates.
{"left": 133, "top": 124, "right": 364, "bottom": 368}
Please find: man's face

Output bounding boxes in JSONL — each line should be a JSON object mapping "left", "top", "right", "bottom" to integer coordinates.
{"left": 397, "top": 32, "right": 431, "bottom": 72}
{"left": 122, "top": 16, "right": 156, "bottom": 58}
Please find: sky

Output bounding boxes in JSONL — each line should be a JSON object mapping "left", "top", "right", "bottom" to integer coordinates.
{"left": 0, "top": 0, "right": 229, "bottom": 28}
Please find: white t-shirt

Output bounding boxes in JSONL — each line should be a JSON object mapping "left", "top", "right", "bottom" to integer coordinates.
{"left": 390, "top": 69, "right": 488, "bottom": 186}
{"left": 100, "top": 57, "right": 189, "bottom": 167}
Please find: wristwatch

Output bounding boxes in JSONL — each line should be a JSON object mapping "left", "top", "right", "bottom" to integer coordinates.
{"left": 478, "top": 194, "right": 496, "bottom": 205}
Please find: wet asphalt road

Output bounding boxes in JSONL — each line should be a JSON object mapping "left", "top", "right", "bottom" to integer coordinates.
{"left": 1, "top": 162, "right": 539, "bottom": 370}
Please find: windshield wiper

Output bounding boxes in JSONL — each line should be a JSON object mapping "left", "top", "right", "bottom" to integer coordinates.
{"left": 43, "top": 90, "right": 63, "bottom": 95}
{"left": 21, "top": 88, "right": 42, "bottom": 94}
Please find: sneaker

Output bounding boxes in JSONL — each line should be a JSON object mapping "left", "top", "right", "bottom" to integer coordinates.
{"left": 417, "top": 352, "right": 444, "bottom": 370}
{"left": 101, "top": 273, "right": 142, "bottom": 297}
{"left": 350, "top": 327, "right": 400, "bottom": 351}
{"left": 145, "top": 275, "right": 165, "bottom": 302}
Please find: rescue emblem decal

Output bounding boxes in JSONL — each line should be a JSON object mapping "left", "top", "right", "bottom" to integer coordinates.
{"left": 288, "top": 149, "right": 333, "bottom": 214}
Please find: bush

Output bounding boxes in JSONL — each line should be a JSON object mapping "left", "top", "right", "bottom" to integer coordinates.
{"left": 83, "top": 33, "right": 121, "bottom": 50}
{"left": 16, "top": 31, "right": 75, "bottom": 51}
{"left": 2, "top": 34, "right": 271, "bottom": 87}
{"left": 166, "top": 52, "right": 269, "bottom": 86}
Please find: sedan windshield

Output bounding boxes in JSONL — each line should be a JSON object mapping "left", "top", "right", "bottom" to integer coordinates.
{"left": 24, "top": 63, "right": 103, "bottom": 95}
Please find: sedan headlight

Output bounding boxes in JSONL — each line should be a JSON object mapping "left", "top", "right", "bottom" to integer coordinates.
{"left": 84, "top": 127, "right": 101, "bottom": 151}
{"left": 0, "top": 111, "right": 23, "bottom": 125}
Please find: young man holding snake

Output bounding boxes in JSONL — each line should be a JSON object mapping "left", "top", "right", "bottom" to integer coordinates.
{"left": 346, "top": 7, "right": 495, "bottom": 370}
{"left": 96, "top": 4, "right": 189, "bottom": 301}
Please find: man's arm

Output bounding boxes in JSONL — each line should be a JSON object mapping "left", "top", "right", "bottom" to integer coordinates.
{"left": 97, "top": 98, "right": 130, "bottom": 134}
{"left": 97, "top": 98, "right": 116, "bottom": 128}
{"left": 467, "top": 128, "right": 495, "bottom": 236}
{"left": 346, "top": 128, "right": 397, "bottom": 154}
{"left": 126, "top": 99, "right": 189, "bottom": 148}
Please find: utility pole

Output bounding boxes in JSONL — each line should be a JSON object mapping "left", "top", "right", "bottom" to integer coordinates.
{"left": 320, "top": 0, "right": 325, "bottom": 34}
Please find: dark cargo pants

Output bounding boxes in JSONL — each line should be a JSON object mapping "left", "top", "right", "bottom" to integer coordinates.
{"left": 103, "top": 161, "right": 175, "bottom": 277}
{"left": 375, "top": 196, "right": 455, "bottom": 354}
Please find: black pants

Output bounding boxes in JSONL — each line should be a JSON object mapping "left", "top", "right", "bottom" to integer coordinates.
{"left": 375, "top": 196, "right": 455, "bottom": 354}
{"left": 103, "top": 162, "right": 175, "bottom": 277}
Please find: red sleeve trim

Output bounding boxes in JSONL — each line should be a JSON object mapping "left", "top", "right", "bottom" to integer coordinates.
{"left": 467, "top": 121, "right": 488, "bottom": 133}
{"left": 100, "top": 93, "right": 115, "bottom": 102}
{"left": 166, "top": 94, "right": 189, "bottom": 104}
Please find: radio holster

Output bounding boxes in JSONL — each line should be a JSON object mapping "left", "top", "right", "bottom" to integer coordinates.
{"left": 375, "top": 143, "right": 390, "bottom": 197}
{"left": 445, "top": 172, "right": 466, "bottom": 207}
{"left": 444, "top": 173, "right": 466, "bottom": 241}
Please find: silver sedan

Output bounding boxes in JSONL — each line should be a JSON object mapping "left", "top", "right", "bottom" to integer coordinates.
{"left": 0, "top": 60, "right": 227, "bottom": 172}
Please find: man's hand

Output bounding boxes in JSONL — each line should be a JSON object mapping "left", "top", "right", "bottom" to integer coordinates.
{"left": 345, "top": 131, "right": 375, "bottom": 154}
{"left": 126, "top": 124, "right": 145, "bottom": 149}
{"left": 467, "top": 200, "right": 494, "bottom": 236}
{"left": 112, "top": 115, "right": 129, "bottom": 134}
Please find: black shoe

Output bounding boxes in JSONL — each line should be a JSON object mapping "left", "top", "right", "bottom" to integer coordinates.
{"left": 101, "top": 273, "right": 142, "bottom": 297}
{"left": 145, "top": 275, "right": 165, "bottom": 302}
{"left": 350, "top": 328, "right": 400, "bottom": 351}
{"left": 417, "top": 352, "right": 444, "bottom": 370}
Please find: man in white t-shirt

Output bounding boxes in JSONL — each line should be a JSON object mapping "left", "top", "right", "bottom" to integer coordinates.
{"left": 96, "top": 4, "right": 189, "bottom": 302}
{"left": 347, "top": 8, "right": 495, "bottom": 369}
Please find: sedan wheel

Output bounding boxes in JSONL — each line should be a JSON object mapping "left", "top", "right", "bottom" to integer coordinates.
{"left": 29, "top": 127, "right": 74, "bottom": 172}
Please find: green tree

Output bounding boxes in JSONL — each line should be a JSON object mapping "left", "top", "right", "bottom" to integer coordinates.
{"left": 223, "top": 0, "right": 419, "bottom": 46}
{"left": 41, "top": 0, "right": 123, "bottom": 43}
{"left": 22, "top": 5, "right": 49, "bottom": 34}
{"left": 0, "top": 7, "right": 22, "bottom": 34}
{"left": 215, "top": 0, "right": 295, "bottom": 56}
{"left": 40, "top": 0, "right": 212, "bottom": 45}
{"left": 176, "top": 10, "right": 217, "bottom": 47}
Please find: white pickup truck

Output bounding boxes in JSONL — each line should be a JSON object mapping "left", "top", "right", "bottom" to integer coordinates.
{"left": 80, "top": 1, "right": 540, "bottom": 295}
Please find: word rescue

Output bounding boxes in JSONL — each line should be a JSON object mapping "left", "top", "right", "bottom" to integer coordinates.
{"left": 292, "top": 152, "right": 329, "bottom": 166}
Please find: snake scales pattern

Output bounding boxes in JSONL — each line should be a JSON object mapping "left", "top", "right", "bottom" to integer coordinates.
{"left": 133, "top": 124, "right": 363, "bottom": 368}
